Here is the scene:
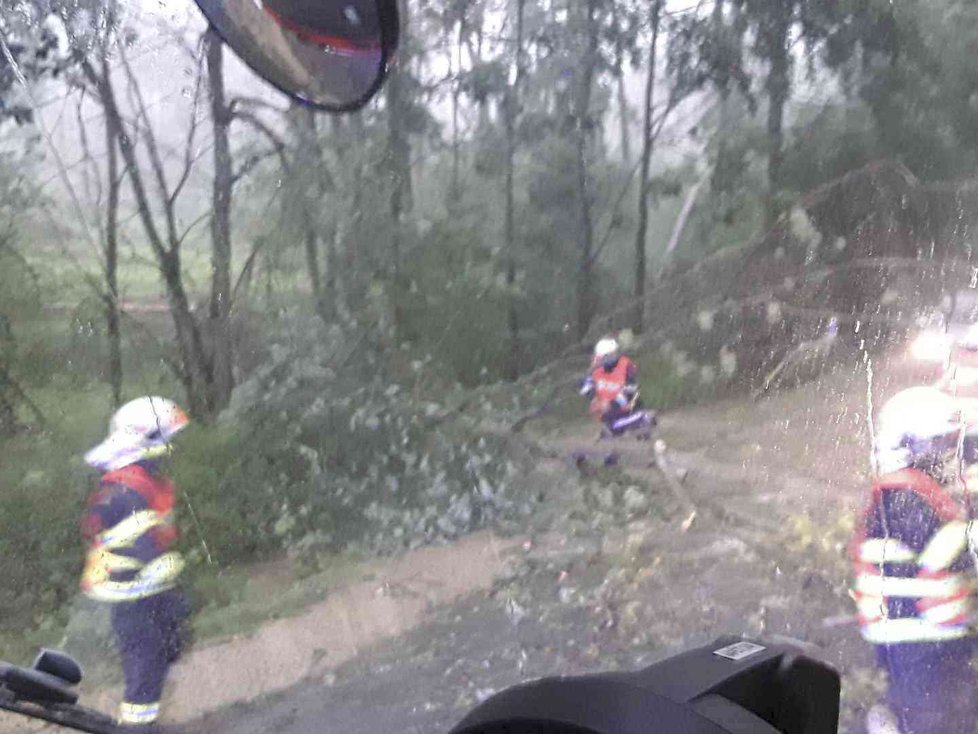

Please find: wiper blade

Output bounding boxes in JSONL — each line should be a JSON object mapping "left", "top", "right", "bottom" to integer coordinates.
{"left": 0, "top": 687, "right": 116, "bottom": 733}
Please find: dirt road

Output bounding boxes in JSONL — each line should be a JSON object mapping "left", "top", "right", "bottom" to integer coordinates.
{"left": 174, "top": 353, "right": 929, "bottom": 733}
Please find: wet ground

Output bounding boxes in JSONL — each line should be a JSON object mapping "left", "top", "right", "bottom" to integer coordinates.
{"left": 182, "top": 354, "right": 929, "bottom": 733}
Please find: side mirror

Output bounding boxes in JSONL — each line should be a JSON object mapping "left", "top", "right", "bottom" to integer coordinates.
{"left": 0, "top": 649, "right": 85, "bottom": 706}
{"left": 0, "top": 650, "right": 118, "bottom": 731}
{"left": 32, "top": 649, "right": 82, "bottom": 686}
{"left": 194, "top": 0, "right": 399, "bottom": 111}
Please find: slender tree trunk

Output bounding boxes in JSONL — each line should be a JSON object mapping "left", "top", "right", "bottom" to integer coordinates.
{"left": 297, "top": 107, "right": 337, "bottom": 324}
{"left": 503, "top": 0, "right": 526, "bottom": 380}
{"left": 86, "top": 57, "right": 214, "bottom": 416}
{"left": 612, "top": 2, "right": 630, "bottom": 165}
{"left": 765, "top": 5, "right": 792, "bottom": 226}
{"left": 386, "top": 0, "right": 411, "bottom": 340}
{"left": 711, "top": 0, "right": 731, "bottom": 198}
{"left": 387, "top": 71, "right": 405, "bottom": 340}
{"left": 349, "top": 111, "right": 366, "bottom": 302}
{"left": 574, "top": 0, "right": 599, "bottom": 341}
{"left": 632, "top": 1, "right": 661, "bottom": 334}
{"left": 206, "top": 31, "right": 234, "bottom": 411}
{"left": 104, "top": 107, "right": 122, "bottom": 406}
{"left": 450, "top": 23, "right": 462, "bottom": 204}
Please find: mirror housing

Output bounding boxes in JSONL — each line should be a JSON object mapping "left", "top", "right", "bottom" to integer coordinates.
{"left": 32, "top": 649, "right": 82, "bottom": 686}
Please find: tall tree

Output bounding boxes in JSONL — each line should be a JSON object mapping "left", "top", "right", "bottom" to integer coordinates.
{"left": 631, "top": 0, "right": 661, "bottom": 334}
{"left": 83, "top": 41, "right": 216, "bottom": 416}
{"left": 207, "top": 30, "right": 235, "bottom": 410}
{"left": 573, "top": 0, "right": 600, "bottom": 341}
{"left": 610, "top": 0, "right": 637, "bottom": 165}
{"left": 731, "top": 0, "right": 846, "bottom": 223}
{"left": 385, "top": 0, "right": 412, "bottom": 341}
{"left": 102, "top": 95, "right": 122, "bottom": 406}
{"left": 503, "top": 0, "right": 526, "bottom": 379}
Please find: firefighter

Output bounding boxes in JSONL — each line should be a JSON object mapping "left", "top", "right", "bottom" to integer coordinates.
{"left": 579, "top": 337, "right": 651, "bottom": 437}
{"left": 851, "top": 386, "right": 978, "bottom": 734}
{"left": 81, "top": 397, "right": 192, "bottom": 732}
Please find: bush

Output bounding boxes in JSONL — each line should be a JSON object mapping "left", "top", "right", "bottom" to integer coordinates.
{"left": 0, "top": 432, "right": 86, "bottom": 635}
{"left": 173, "top": 338, "right": 530, "bottom": 576}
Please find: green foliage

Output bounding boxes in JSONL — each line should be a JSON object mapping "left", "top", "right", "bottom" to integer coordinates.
{"left": 636, "top": 353, "right": 703, "bottom": 410}
{"left": 171, "top": 334, "right": 534, "bottom": 582}
{"left": 399, "top": 218, "right": 511, "bottom": 385}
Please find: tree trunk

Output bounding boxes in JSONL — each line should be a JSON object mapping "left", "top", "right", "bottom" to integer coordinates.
{"left": 503, "top": 0, "right": 526, "bottom": 380}
{"left": 612, "top": 2, "right": 630, "bottom": 165}
{"left": 348, "top": 111, "right": 366, "bottom": 307}
{"left": 450, "top": 23, "right": 462, "bottom": 205}
{"left": 206, "top": 30, "right": 234, "bottom": 411}
{"left": 386, "top": 1, "right": 411, "bottom": 341}
{"left": 85, "top": 57, "right": 214, "bottom": 417}
{"left": 321, "top": 117, "right": 337, "bottom": 317}
{"left": 632, "top": 1, "right": 661, "bottom": 334}
{"left": 297, "top": 107, "right": 336, "bottom": 324}
{"left": 711, "top": 0, "right": 731, "bottom": 197}
{"left": 104, "top": 105, "right": 122, "bottom": 407}
{"left": 574, "top": 0, "right": 599, "bottom": 341}
{"left": 765, "top": 4, "right": 792, "bottom": 226}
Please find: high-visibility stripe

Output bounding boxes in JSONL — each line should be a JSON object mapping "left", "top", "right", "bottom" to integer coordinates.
{"left": 919, "top": 597, "right": 974, "bottom": 625}
{"left": 97, "top": 510, "right": 161, "bottom": 549}
{"left": 83, "top": 552, "right": 184, "bottom": 603}
{"left": 861, "top": 618, "right": 971, "bottom": 644}
{"left": 80, "top": 548, "right": 145, "bottom": 591}
{"left": 119, "top": 701, "right": 160, "bottom": 724}
{"left": 90, "top": 549, "right": 144, "bottom": 572}
{"left": 84, "top": 576, "right": 178, "bottom": 603}
{"left": 858, "top": 538, "right": 916, "bottom": 564}
{"left": 916, "top": 585, "right": 971, "bottom": 610}
{"left": 853, "top": 592, "right": 887, "bottom": 622}
{"left": 918, "top": 520, "right": 969, "bottom": 572}
{"left": 854, "top": 572, "right": 977, "bottom": 599}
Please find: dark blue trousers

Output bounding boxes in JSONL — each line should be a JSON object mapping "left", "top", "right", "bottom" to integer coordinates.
{"left": 876, "top": 639, "right": 978, "bottom": 733}
{"left": 111, "top": 590, "right": 190, "bottom": 709}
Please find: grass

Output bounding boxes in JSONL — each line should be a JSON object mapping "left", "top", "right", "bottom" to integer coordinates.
{"left": 23, "top": 241, "right": 213, "bottom": 306}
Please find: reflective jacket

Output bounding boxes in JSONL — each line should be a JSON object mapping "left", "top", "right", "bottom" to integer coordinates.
{"left": 851, "top": 468, "right": 978, "bottom": 644}
{"left": 80, "top": 463, "right": 184, "bottom": 603}
{"left": 581, "top": 357, "right": 638, "bottom": 406}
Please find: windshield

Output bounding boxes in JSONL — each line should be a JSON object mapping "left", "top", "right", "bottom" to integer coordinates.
{"left": 0, "top": 0, "right": 975, "bottom": 732}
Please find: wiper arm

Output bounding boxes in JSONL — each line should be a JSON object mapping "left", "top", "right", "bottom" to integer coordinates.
{"left": 0, "top": 688, "right": 116, "bottom": 733}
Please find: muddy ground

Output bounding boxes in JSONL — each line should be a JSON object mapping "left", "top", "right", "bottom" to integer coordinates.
{"left": 6, "top": 350, "right": 933, "bottom": 734}
{"left": 179, "top": 352, "right": 935, "bottom": 734}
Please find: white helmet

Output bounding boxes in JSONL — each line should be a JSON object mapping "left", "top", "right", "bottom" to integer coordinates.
{"left": 875, "top": 387, "right": 962, "bottom": 475}
{"left": 85, "top": 396, "right": 190, "bottom": 471}
{"left": 594, "top": 337, "right": 619, "bottom": 361}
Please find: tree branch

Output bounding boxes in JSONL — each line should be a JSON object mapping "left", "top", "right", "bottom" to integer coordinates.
{"left": 229, "top": 95, "right": 289, "bottom": 115}
{"left": 231, "top": 109, "right": 290, "bottom": 171}
{"left": 81, "top": 58, "right": 170, "bottom": 262}
{"left": 0, "top": 363, "right": 47, "bottom": 430}
{"left": 119, "top": 44, "right": 179, "bottom": 248}
{"left": 170, "top": 49, "right": 206, "bottom": 207}
{"left": 176, "top": 210, "right": 211, "bottom": 246}
{"left": 75, "top": 93, "right": 104, "bottom": 207}
{"left": 231, "top": 147, "right": 280, "bottom": 186}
